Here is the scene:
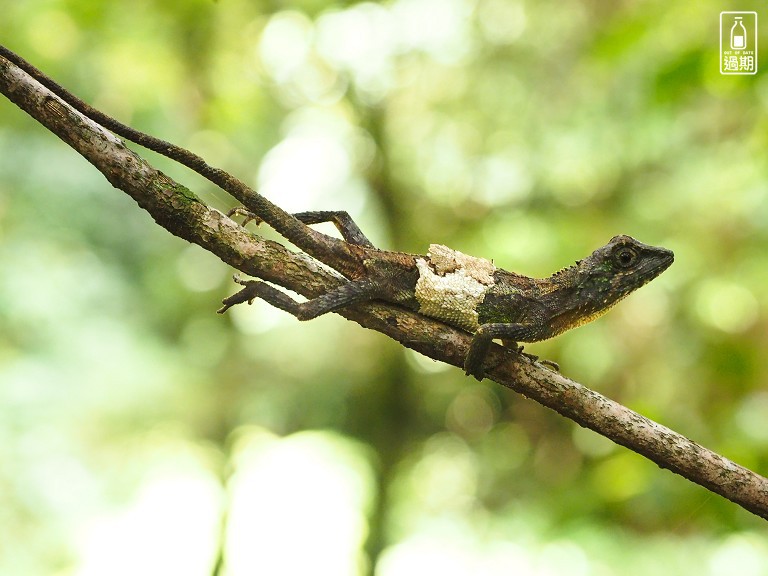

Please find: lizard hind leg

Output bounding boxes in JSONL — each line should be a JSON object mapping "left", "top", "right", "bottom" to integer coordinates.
{"left": 217, "top": 275, "right": 381, "bottom": 319}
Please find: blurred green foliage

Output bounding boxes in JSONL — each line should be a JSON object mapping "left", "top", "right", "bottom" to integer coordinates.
{"left": 1, "top": 0, "right": 768, "bottom": 574}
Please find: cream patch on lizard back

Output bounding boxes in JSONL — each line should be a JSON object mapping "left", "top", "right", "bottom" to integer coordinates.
{"left": 415, "top": 244, "right": 496, "bottom": 332}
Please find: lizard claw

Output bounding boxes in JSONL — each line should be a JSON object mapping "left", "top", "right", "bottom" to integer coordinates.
{"left": 226, "top": 207, "right": 262, "bottom": 227}
{"left": 515, "top": 345, "right": 560, "bottom": 371}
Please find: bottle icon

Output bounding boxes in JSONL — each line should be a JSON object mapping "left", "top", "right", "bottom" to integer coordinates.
{"left": 731, "top": 17, "right": 747, "bottom": 49}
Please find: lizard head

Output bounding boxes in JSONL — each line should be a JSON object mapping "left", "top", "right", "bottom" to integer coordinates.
{"left": 482, "top": 235, "right": 673, "bottom": 341}
{"left": 574, "top": 235, "right": 674, "bottom": 316}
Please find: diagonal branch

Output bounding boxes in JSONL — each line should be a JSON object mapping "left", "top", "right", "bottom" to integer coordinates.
{"left": 2, "top": 53, "right": 767, "bottom": 520}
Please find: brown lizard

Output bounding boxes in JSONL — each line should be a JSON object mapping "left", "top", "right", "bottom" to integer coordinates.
{"left": 0, "top": 45, "right": 674, "bottom": 379}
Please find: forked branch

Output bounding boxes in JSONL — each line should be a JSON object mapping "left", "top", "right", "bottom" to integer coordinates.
{"left": 1, "top": 52, "right": 766, "bottom": 520}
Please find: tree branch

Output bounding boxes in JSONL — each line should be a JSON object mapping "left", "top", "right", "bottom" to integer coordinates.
{"left": 2, "top": 53, "right": 767, "bottom": 520}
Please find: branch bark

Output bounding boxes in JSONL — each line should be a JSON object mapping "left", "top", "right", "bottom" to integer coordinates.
{"left": 2, "top": 53, "right": 767, "bottom": 520}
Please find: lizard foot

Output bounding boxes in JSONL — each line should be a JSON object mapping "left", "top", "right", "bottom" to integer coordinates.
{"left": 226, "top": 207, "right": 262, "bottom": 227}
{"left": 463, "top": 338, "right": 492, "bottom": 381}
{"left": 217, "top": 274, "right": 260, "bottom": 313}
{"left": 504, "top": 342, "right": 560, "bottom": 372}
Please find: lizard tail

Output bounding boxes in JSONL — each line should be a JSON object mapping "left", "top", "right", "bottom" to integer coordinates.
{"left": 0, "top": 44, "right": 354, "bottom": 273}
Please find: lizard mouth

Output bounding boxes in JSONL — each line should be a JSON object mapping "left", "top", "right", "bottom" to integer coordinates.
{"left": 637, "top": 247, "right": 674, "bottom": 286}
{"left": 656, "top": 248, "right": 675, "bottom": 273}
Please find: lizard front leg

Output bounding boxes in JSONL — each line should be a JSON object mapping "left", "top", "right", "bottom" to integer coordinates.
{"left": 464, "top": 322, "right": 543, "bottom": 380}
{"left": 290, "top": 211, "right": 374, "bottom": 247}
{"left": 217, "top": 275, "right": 382, "bottom": 319}
{"left": 227, "top": 208, "right": 374, "bottom": 247}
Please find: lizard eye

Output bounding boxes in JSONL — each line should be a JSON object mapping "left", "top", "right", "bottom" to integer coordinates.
{"left": 614, "top": 247, "right": 638, "bottom": 268}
